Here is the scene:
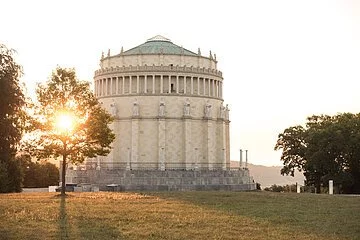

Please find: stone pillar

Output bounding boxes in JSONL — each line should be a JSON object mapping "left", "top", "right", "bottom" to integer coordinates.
{"left": 116, "top": 77, "right": 119, "bottom": 94}
{"left": 184, "top": 76, "right": 187, "bottom": 94}
{"left": 203, "top": 78, "right": 206, "bottom": 96}
{"left": 329, "top": 180, "right": 333, "bottom": 194}
{"left": 105, "top": 78, "right": 108, "bottom": 96}
{"left": 152, "top": 75, "right": 155, "bottom": 94}
{"left": 144, "top": 75, "right": 147, "bottom": 93}
{"left": 126, "top": 147, "right": 131, "bottom": 170}
{"left": 184, "top": 117, "right": 192, "bottom": 169}
{"left": 212, "top": 79, "right": 215, "bottom": 97}
{"left": 221, "top": 121, "right": 227, "bottom": 169}
{"left": 122, "top": 77, "right": 125, "bottom": 94}
{"left": 208, "top": 79, "right": 211, "bottom": 96}
{"left": 158, "top": 118, "right": 166, "bottom": 170}
{"left": 160, "top": 75, "right": 163, "bottom": 93}
{"left": 129, "top": 76, "right": 132, "bottom": 94}
{"left": 207, "top": 120, "right": 215, "bottom": 169}
{"left": 197, "top": 78, "right": 200, "bottom": 95}
{"left": 168, "top": 76, "right": 171, "bottom": 93}
{"left": 110, "top": 77, "right": 113, "bottom": 95}
{"left": 136, "top": 75, "right": 139, "bottom": 94}
{"left": 191, "top": 77, "right": 194, "bottom": 94}
{"left": 176, "top": 75, "right": 179, "bottom": 93}
{"left": 131, "top": 118, "right": 139, "bottom": 169}
{"left": 225, "top": 120, "right": 230, "bottom": 167}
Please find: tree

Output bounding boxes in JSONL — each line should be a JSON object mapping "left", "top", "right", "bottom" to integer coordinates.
{"left": 19, "top": 154, "right": 59, "bottom": 188}
{"left": 0, "top": 44, "right": 27, "bottom": 193}
{"left": 275, "top": 113, "right": 360, "bottom": 194}
{"left": 24, "top": 67, "right": 115, "bottom": 196}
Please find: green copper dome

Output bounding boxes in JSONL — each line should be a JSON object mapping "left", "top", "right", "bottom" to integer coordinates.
{"left": 122, "top": 35, "right": 197, "bottom": 56}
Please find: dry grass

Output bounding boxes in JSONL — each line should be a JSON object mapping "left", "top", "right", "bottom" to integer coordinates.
{"left": 0, "top": 191, "right": 359, "bottom": 240}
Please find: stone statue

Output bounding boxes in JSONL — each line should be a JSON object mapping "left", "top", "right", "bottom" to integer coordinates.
{"left": 204, "top": 100, "right": 212, "bottom": 118}
{"left": 159, "top": 98, "right": 165, "bottom": 117}
{"left": 220, "top": 103, "right": 225, "bottom": 119}
{"left": 225, "top": 104, "right": 230, "bottom": 120}
{"left": 110, "top": 100, "right": 117, "bottom": 117}
{"left": 184, "top": 98, "right": 191, "bottom": 116}
{"left": 132, "top": 98, "right": 139, "bottom": 116}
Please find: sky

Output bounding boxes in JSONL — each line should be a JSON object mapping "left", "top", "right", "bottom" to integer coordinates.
{"left": 2, "top": 0, "right": 360, "bottom": 166}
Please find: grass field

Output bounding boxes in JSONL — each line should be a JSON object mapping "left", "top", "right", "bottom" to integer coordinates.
{"left": 0, "top": 191, "right": 359, "bottom": 240}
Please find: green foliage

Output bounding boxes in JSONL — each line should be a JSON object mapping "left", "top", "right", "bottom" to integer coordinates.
{"left": 19, "top": 154, "right": 59, "bottom": 187}
{"left": 264, "top": 184, "right": 297, "bottom": 192}
{"left": 24, "top": 67, "right": 115, "bottom": 195}
{"left": 275, "top": 113, "right": 360, "bottom": 193}
{"left": 0, "top": 44, "right": 28, "bottom": 193}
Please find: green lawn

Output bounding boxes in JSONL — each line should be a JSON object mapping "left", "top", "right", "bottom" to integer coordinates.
{"left": 0, "top": 191, "right": 359, "bottom": 240}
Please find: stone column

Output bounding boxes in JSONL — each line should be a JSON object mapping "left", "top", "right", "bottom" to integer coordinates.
{"left": 212, "top": 79, "right": 215, "bottom": 97}
{"left": 136, "top": 75, "right": 139, "bottom": 94}
{"left": 207, "top": 120, "right": 215, "bottom": 169}
{"left": 131, "top": 118, "right": 139, "bottom": 169}
{"left": 105, "top": 78, "right": 109, "bottom": 96}
{"left": 122, "top": 77, "right": 125, "bottom": 94}
{"left": 144, "top": 75, "right": 147, "bottom": 93}
{"left": 126, "top": 147, "right": 131, "bottom": 170}
{"left": 176, "top": 75, "right": 179, "bottom": 93}
{"left": 160, "top": 75, "right": 163, "bottom": 94}
{"left": 152, "top": 75, "right": 155, "bottom": 94}
{"left": 129, "top": 76, "right": 132, "bottom": 94}
{"left": 168, "top": 76, "right": 171, "bottom": 93}
{"left": 225, "top": 120, "right": 230, "bottom": 168}
{"left": 208, "top": 79, "right": 211, "bottom": 96}
{"left": 203, "top": 78, "right": 206, "bottom": 96}
{"left": 110, "top": 77, "right": 113, "bottom": 95}
{"left": 220, "top": 120, "right": 227, "bottom": 170}
{"left": 116, "top": 77, "right": 119, "bottom": 94}
{"left": 197, "top": 78, "right": 200, "bottom": 95}
{"left": 184, "top": 76, "right": 187, "bottom": 94}
{"left": 191, "top": 77, "right": 194, "bottom": 94}
{"left": 184, "top": 117, "right": 192, "bottom": 169}
{"left": 158, "top": 118, "right": 166, "bottom": 170}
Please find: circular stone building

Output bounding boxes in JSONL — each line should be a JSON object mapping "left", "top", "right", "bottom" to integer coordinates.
{"left": 69, "top": 35, "right": 255, "bottom": 191}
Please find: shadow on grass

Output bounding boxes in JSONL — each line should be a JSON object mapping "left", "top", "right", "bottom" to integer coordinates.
{"left": 57, "top": 193, "right": 125, "bottom": 240}
{"left": 59, "top": 196, "right": 69, "bottom": 240}
{"left": 151, "top": 191, "right": 360, "bottom": 240}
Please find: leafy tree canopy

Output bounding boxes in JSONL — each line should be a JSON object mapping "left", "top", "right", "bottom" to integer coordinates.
{"left": 275, "top": 113, "right": 360, "bottom": 193}
{"left": 24, "top": 67, "right": 115, "bottom": 195}
{"left": 0, "top": 44, "right": 27, "bottom": 193}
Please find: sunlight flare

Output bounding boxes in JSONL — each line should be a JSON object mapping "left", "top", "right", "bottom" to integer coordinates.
{"left": 54, "top": 112, "right": 76, "bottom": 133}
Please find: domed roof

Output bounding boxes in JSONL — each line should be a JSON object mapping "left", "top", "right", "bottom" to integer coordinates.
{"left": 122, "top": 35, "right": 197, "bottom": 56}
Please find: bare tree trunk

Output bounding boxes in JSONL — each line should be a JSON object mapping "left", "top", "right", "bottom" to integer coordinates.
{"left": 61, "top": 154, "right": 67, "bottom": 196}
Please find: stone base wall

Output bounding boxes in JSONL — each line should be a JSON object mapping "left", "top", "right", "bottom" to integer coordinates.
{"left": 66, "top": 169, "right": 256, "bottom": 191}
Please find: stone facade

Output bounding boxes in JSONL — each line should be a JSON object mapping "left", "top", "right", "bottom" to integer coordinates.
{"left": 67, "top": 35, "right": 255, "bottom": 191}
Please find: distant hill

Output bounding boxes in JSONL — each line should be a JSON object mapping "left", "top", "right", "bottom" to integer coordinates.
{"left": 230, "top": 161, "right": 305, "bottom": 188}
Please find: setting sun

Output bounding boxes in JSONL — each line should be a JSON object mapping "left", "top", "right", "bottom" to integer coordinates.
{"left": 54, "top": 112, "right": 75, "bottom": 133}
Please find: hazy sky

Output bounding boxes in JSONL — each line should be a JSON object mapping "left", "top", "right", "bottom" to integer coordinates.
{"left": 2, "top": 0, "right": 359, "bottom": 166}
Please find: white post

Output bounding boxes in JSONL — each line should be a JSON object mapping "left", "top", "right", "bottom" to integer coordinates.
{"left": 245, "top": 150, "right": 248, "bottom": 169}
{"left": 297, "top": 183, "right": 300, "bottom": 193}
{"left": 329, "top": 180, "right": 333, "bottom": 195}
{"left": 239, "top": 149, "right": 243, "bottom": 168}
